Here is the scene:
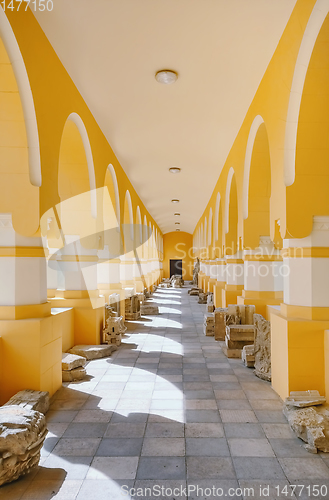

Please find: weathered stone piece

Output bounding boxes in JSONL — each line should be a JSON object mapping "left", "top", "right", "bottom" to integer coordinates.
{"left": 170, "top": 275, "right": 184, "bottom": 288}
{"left": 108, "top": 293, "right": 121, "bottom": 315}
{"left": 203, "top": 313, "right": 215, "bottom": 336}
{"left": 222, "top": 305, "right": 256, "bottom": 358}
{"left": 285, "top": 390, "right": 326, "bottom": 408}
{"left": 103, "top": 309, "right": 127, "bottom": 346}
{"left": 68, "top": 344, "right": 117, "bottom": 360}
{"left": 0, "top": 405, "right": 47, "bottom": 486}
{"left": 125, "top": 294, "right": 141, "bottom": 320}
{"left": 136, "top": 292, "right": 145, "bottom": 304}
{"left": 141, "top": 304, "right": 159, "bottom": 315}
{"left": 198, "top": 292, "right": 208, "bottom": 304}
{"left": 242, "top": 345, "right": 255, "bottom": 368}
{"left": 62, "top": 367, "right": 87, "bottom": 382}
{"left": 4, "top": 390, "right": 50, "bottom": 415}
{"left": 62, "top": 352, "right": 87, "bottom": 382}
{"left": 253, "top": 313, "right": 271, "bottom": 381}
{"left": 188, "top": 287, "right": 200, "bottom": 296}
{"left": 62, "top": 353, "right": 86, "bottom": 371}
{"left": 193, "top": 258, "right": 200, "bottom": 285}
{"left": 214, "top": 308, "right": 228, "bottom": 341}
{"left": 207, "top": 294, "right": 215, "bottom": 312}
{"left": 283, "top": 401, "right": 329, "bottom": 453}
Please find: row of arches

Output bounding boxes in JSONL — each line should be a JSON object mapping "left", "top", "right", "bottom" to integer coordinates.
{"left": 0, "top": 7, "right": 163, "bottom": 263}
{"left": 194, "top": 0, "right": 329, "bottom": 257}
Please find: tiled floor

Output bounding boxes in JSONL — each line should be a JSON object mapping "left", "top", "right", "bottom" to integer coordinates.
{"left": 2, "top": 286, "right": 329, "bottom": 500}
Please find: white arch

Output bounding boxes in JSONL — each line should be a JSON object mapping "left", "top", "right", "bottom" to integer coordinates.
{"left": 144, "top": 216, "right": 149, "bottom": 246}
{"left": 225, "top": 167, "right": 235, "bottom": 234}
{"left": 66, "top": 113, "right": 97, "bottom": 218}
{"left": 107, "top": 164, "right": 120, "bottom": 230}
{"left": 243, "top": 115, "right": 265, "bottom": 219}
{"left": 0, "top": 9, "right": 41, "bottom": 187}
{"left": 149, "top": 222, "right": 153, "bottom": 248}
{"left": 208, "top": 208, "right": 213, "bottom": 246}
{"left": 124, "top": 190, "right": 134, "bottom": 241}
{"left": 136, "top": 206, "right": 142, "bottom": 244}
{"left": 284, "top": 0, "right": 329, "bottom": 186}
{"left": 204, "top": 217, "right": 207, "bottom": 249}
{"left": 214, "top": 193, "right": 221, "bottom": 242}
{"left": 200, "top": 223, "right": 204, "bottom": 249}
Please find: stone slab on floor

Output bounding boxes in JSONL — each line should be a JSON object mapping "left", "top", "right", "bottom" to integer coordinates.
{"left": 68, "top": 344, "right": 117, "bottom": 360}
{"left": 62, "top": 352, "right": 86, "bottom": 371}
{"left": 4, "top": 389, "right": 50, "bottom": 415}
{"left": 62, "top": 366, "right": 87, "bottom": 382}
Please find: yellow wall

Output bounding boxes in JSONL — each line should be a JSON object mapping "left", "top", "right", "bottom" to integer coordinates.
{"left": 163, "top": 232, "right": 193, "bottom": 281}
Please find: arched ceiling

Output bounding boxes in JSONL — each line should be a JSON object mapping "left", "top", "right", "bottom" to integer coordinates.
{"left": 33, "top": 0, "right": 297, "bottom": 234}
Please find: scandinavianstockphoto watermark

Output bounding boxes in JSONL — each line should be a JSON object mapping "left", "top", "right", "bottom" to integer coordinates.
{"left": 121, "top": 483, "right": 329, "bottom": 498}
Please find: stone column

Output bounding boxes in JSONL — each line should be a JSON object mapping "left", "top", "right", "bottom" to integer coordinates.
{"left": 49, "top": 234, "right": 105, "bottom": 344}
{"left": 271, "top": 216, "right": 329, "bottom": 400}
{"left": 222, "top": 251, "right": 244, "bottom": 307}
{"left": 214, "top": 258, "right": 226, "bottom": 308}
{"left": 207, "top": 260, "right": 218, "bottom": 293}
{"left": 0, "top": 214, "right": 61, "bottom": 403}
{"left": 237, "top": 236, "right": 283, "bottom": 318}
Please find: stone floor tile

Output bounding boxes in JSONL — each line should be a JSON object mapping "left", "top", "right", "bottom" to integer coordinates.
{"left": 187, "top": 457, "right": 236, "bottom": 479}
{"left": 254, "top": 410, "right": 287, "bottom": 423}
{"left": 63, "top": 423, "right": 107, "bottom": 438}
{"left": 233, "top": 457, "right": 286, "bottom": 479}
{"left": 185, "top": 410, "right": 221, "bottom": 423}
{"left": 269, "top": 438, "right": 311, "bottom": 457}
{"left": 87, "top": 457, "right": 139, "bottom": 479}
{"left": 186, "top": 437, "right": 230, "bottom": 456}
{"left": 141, "top": 437, "right": 185, "bottom": 456}
{"left": 52, "top": 438, "right": 101, "bottom": 457}
{"left": 279, "top": 458, "right": 329, "bottom": 480}
{"left": 185, "top": 423, "right": 224, "bottom": 438}
{"left": 145, "top": 422, "right": 184, "bottom": 437}
{"left": 214, "top": 390, "right": 247, "bottom": 400}
{"left": 220, "top": 410, "right": 257, "bottom": 423}
{"left": 228, "top": 438, "right": 275, "bottom": 457}
{"left": 40, "top": 456, "right": 92, "bottom": 480}
{"left": 95, "top": 437, "right": 143, "bottom": 456}
{"left": 137, "top": 457, "right": 186, "bottom": 480}
{"left": 46, "top": 411, "right": 78, "bottom": 423}
{"left": 224, "top": 423, "right": 266, "bottom": 439}
{"left": 76, "top": 479, "right": 135, "bottom": 500}
{"left": 217, "top": 399, "right": 252, "bottom": 410}
{"left": 262, "top": 423, "right": 295, "bottom": 439}
{"left": 104, "top": 422, "right": 146, "bottom": 438}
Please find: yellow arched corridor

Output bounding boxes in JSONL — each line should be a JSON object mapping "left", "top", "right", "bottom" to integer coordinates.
{"left": 1, "top": 0, "right": 329, "bottom": 497}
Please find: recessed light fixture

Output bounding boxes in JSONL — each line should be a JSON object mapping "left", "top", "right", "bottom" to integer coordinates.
{"left": 155, "top": 70, "right": 178, "bottom": 85}
{"left": 169, "top": 167, "right": 181, "bottom": 174}
{"left": 171, "top": 199, "right": 179, "bottom": 203}
{"left": 175, "top": 222, "right": 180, "bottom": 225}
{"left": 174, "top": 213, "right": 180, "bottom": 216}
{"left": 176, "top": 229, "right": 180, "bottom": 231}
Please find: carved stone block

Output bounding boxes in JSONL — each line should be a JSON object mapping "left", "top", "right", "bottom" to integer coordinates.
{"left": 242, "top": 345, "right": 255, "bottom": 367}
{"left": 214, "top": 308, "right": 228, "bottom": 341}
{"left": 141, "top": 304, "right": 159, "bottom": 315}
{"left": 283, "top": 403, "right": 329, "bottom": 453}
{"left": 4, "top": 390, "right": 50, "bottom": 415}
{"left": 62, "top": 367, "right": 87, "bottom": 382}
{"left": 253, "top": 313, "right": 271, "bottom": 382}
{"left": 62, "top": 353, "right": 86, "bottom": 371}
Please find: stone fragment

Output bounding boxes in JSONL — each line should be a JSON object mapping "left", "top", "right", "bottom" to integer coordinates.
{"left": 136, "top": 292, "right": 145, "bottom": 304}
{"left": 68, "top": 344, "right": 117, "bottom": 360}
{"left": 214, "top": 308, "right": 228, "bottom": 341}
{"left": 62, "top": 367, "right": 87, "bottom": 382}
{"left": 283, "top": 403, "right": 329, "bottom": 453}
{"left": 253, "top": 314, "right": 271, "bottom": 382}
{"left": 103, "top": 310, "right": 127, "bottom": 347}
{"left": 0, "top": 405, "right": 47, "bottom": 486}
{"left": 125, "top": 294, "right": 141, "bottom": 320}
{"left": 4, "top": 390, "right": 50, "bottom": 415}
{"left": 198, "top": 292, "right": 208, "bottom": 304}
{"left": 203, "top": 313, "right": 215, "bottom": 336}
{"left": 222, "top": 305, "right": 256, "bottom": 358}
{"left": 207, "top": 294, "right": 214, "bottom": 312}
{"left": 170, "top": 275, "right": 184, "bottom": 288}
{"left": 285, "top": 390, "right": 326, "bottom": 408}
{"left": 193, "top": 258, "right": 200, "bottom": 286}
{"left": 140, "top": 304, "right": 159, "bottom": 315}
{"left": 62, "top": 353, "right": 86, "bottom": 371}
{"left": 242, "top": 345, "right": 255, "bottom": 368}
{"left": 108, "top": 293, "right": 121, "bottom": 315}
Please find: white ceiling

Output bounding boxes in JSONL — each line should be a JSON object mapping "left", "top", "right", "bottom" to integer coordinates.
{"left": 33, "top": 0, "right": 297, "bottom": 235}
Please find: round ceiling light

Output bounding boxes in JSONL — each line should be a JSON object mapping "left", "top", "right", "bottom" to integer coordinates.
{"left": 176, "top": 229, "right": 180, "bottom": 231}
{"left": 174, "top": 213, "right": 180, "bottom": 216}
{"left": 171, "top": 199, "right": 179, "bottom": 203}
{"left": 155, "top": 70, "right": 178, "bottom": 84}
{"left": 169, "top": 167, "right": 181, "bottom": 174}
{"left": 175, "top": 222, "right": 180, "bottom": 225}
